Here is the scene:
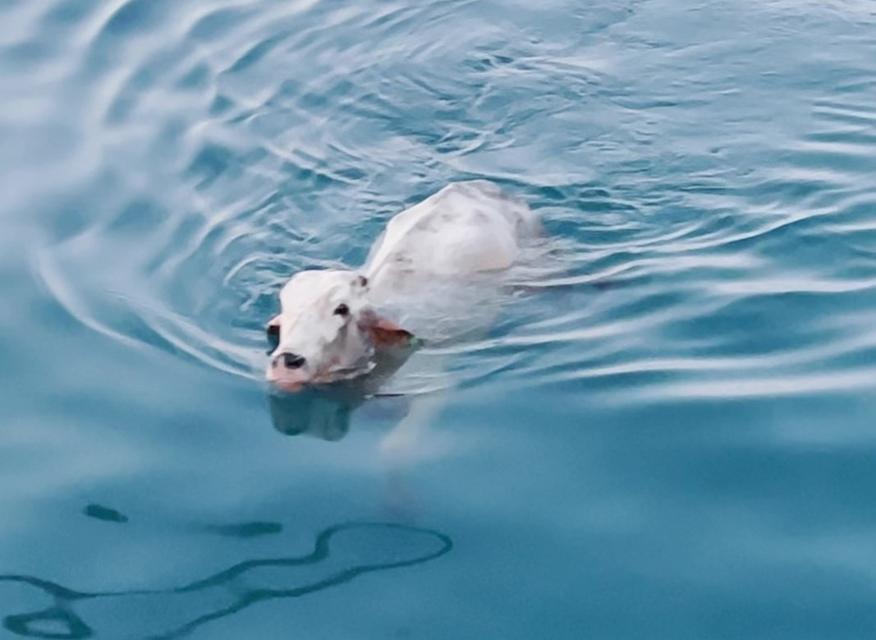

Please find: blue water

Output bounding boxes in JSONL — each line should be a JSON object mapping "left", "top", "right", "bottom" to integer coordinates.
{"left": 3, "top": 0, "right": 876, "bottom": 637}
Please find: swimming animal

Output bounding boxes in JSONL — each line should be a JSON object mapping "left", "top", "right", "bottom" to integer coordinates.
{"left": 265, "top": 180, "right": 538, "bottom": 393}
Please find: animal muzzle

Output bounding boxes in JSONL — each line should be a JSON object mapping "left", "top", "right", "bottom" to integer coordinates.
{"left": 266, "top": 351, "right": 311, "bottom": 392}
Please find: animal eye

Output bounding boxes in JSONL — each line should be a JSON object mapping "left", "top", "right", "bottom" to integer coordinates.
{"left": 334, "top": 303, "right": 350, "bottom": 317}
{"left": 266, "top": 323, "right": 280, "bottom": 352}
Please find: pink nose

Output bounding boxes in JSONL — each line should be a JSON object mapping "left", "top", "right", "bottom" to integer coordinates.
{"left": 273, "top": 353, "right": 306, "bottom": 369}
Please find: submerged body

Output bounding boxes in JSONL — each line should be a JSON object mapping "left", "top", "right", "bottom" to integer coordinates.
{"left": 266, "top": 180, "right": 537, "bottom": 391}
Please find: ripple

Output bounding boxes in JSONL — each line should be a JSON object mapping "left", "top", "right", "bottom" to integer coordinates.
{"left": 10, "top": 0, "right": 872, "bottom": 406}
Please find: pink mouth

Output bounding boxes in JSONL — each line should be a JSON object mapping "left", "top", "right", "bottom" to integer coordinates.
{"left": 266, "top": 367, "right": 311, "bottom": 393}
{"left": 266, "top": 356, "right": 360, "bottom": 392}
{"left": 271, "top": 379, "right": 305, "bottom": 393}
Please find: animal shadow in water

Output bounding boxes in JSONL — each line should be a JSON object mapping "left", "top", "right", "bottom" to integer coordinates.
{"left": 0, "top": 522, "right": 452, "bottom": 640}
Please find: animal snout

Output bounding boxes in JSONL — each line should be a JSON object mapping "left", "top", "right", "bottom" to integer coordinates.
{"left": 273, "top": 352, "right": 306, "bottom": 370}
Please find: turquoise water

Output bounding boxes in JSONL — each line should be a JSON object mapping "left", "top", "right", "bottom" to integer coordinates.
{"left": 3, "top": 0, "right": 876, "bottom": 637}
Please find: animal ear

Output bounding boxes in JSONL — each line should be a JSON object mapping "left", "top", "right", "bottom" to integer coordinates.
{"left": 364, "top": 314, "right": 413, "bottom": 347}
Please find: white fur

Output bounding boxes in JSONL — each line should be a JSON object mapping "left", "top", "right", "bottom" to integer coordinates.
{"left": 266, "top": 180, "right": 537, "bottom": 390}
{"left": 365, "top": 180, "right": 537, "bottom": 290}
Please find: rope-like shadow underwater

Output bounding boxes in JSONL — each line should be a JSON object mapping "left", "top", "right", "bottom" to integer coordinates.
{"left": 0, "top": 521, "right": 452, "bottom": 640}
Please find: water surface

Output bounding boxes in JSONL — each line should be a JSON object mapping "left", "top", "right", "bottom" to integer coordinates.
{"left": 2, "top": 0, "right": 876, "bottom": 638}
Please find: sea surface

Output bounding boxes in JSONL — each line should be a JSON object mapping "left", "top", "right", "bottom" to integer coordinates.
{"left": 2, "top": 0, "right": 876, "bottom": 638}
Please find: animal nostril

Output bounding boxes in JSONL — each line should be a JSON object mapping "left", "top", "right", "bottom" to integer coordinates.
{"left": 278, "top": 353, "right": 306, "bottom": 369}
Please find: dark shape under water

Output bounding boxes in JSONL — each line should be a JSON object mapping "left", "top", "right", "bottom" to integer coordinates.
{"left": 0, "top": 522, "right": 452, "bottom": 640}
{"left": 82, "top": 504, "right": 129, "bottom": 524}
{"left": 201, "top": 521, "right": 283, "bottom": 538}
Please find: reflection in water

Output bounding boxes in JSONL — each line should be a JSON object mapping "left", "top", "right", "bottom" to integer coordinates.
{"left": 269, "top": 386, "right": 362, "bottom": 441}
{"left": 0, "top": 522, "right": 452, "bottom": 640}
{"left": 269, "top": 347, "right": 413, "bottom": 441}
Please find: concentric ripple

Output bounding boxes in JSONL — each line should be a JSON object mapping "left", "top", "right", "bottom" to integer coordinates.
{"left": 18, "top": 0, "right": 876, "bottom": 400}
